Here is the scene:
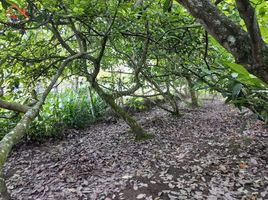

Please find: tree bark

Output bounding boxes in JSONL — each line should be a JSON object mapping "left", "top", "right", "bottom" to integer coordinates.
{"left": 185, "top": 75, "right": 199, "bottom": 108}
{"left": 175, "top": 0, "right": 268, "bottom": 83}
{"left": 92, "top": 81, "right": 151, "bottom": 140}
{"left": 0, "top": 99, "right": 30, "bottom": 113}
{"left": 86, "top": 86, "right": 96, "bottom": 119}
{"left": 142, "top": 72, "right": 180, "bottom": 115}
{"left": 235, "top": 0, "right": 267, "bottom": 80}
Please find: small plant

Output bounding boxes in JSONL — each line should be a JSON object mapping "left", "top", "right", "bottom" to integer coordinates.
{"left": 27, "top": 87, "right": 107, "bottom": 141}
{"left": 125, "top": 97, "right": 146, "bottom": 112}
{"left": 0, "top": 112, "right": 21, "bottom": 139}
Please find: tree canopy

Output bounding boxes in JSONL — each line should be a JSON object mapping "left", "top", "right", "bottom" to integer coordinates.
{"left": 0, "top": 0, "right": 268, "bottom": 199}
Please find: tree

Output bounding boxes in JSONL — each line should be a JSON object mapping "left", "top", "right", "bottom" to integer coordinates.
{"left": 1, "top": 0, "right": 267, "bottom": 198}
{"left": 174, "top": 0, "right": 268, "bottom": 83}
{"left": 0, "top": 53, "right": 83, "bottom": 199}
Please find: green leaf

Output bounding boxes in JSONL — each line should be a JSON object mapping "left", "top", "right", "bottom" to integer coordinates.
{"left": 163, "top": 0, "right": 172, "bottom": 12}
{"left": 224, "top": 62, "right": 249, "bottom": 76}
{"left": 259, "top": 6, "right": 266, "bottom": 17}
{"left": 232, "top": 83, "right": 243, "bottom": 98}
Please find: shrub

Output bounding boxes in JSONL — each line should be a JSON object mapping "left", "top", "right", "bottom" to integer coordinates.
{"left": 0, "top": 112, "right": 21, "bottom": 139}
{"left": 125, "top": 97, "right": 147, "bottom": 112}
{"left": 26, "top": 87, "right": 107, "bottom": 141}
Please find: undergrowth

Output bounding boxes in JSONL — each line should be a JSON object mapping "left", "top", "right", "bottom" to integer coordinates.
{"left": 0, "top": 87, "right": 107, "bottom": 142}
{"left": 27, "top": 87, "right": 107, "bottom": 141}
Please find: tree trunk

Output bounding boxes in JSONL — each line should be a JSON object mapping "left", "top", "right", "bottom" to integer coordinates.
{"left": 0, "top": 171, "right": 10, "bottom": 200}
{"left": 92, "top": 81, "right": 151, "bottom": 140}
{"left": 142, "top": 72, "right": 180, "bottom": 115}
{"left": 175, "top": 0, "right": 268, "bottom": 83}
{"left": 86, "top": 86, "right": 96, "bottom": 119}
{"left": 0, "top": 53, "right": 83, "bottom": 199}
{"left": 0, "top": 102, "right": 43, "bottom": 200}
{"left": 75, "top": 77, "right": 79, "bottom": 91}
{"left": 165, "top": 80, "right": 181, "bottom": 114}
{"left": 185, "top": 75, "right": 199, "bottom": 108}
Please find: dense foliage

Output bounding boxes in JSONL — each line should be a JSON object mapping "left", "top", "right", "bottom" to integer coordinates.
{"left": 0, "top": 0, "right": 267, "bottom": 140}
{"left": 0, "top": 86, "right": 107, "bottom": 140}
{"left": 0, "top": 0, "right": 268, "bottom": 198}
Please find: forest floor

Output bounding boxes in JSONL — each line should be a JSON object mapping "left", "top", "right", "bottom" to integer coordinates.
{"left": 4, "top": 99, "right": 268, "bottom": 200}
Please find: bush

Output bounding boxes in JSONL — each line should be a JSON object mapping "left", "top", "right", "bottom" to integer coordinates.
{"left": 125, "top": 97, "right": 147, "bottom": 112}
{"left": 27, "top": 87, "right": 107, "bottom": 141}
{"left": 0, "top": 112, "right": 21, "bottom": 139}
{"left": 124, "top": 97, "right": 158, "bottom": 113}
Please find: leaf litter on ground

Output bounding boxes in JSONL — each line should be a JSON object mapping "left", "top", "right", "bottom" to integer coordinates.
{"left": 4, "top": 99, "right": 268, "bottom": 200}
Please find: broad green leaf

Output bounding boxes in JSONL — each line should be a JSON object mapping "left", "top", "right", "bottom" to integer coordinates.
{"left": 224, "top": 62, "right": 249, "bottom": 76}
{"left": 232, "top": 83, "right": 243, "bottom": 98}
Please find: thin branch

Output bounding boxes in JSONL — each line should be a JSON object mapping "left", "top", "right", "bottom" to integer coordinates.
{"left": 203, "top": 31, "right": 211, "bottom": 70}
{"left": 47, "top": 23, "right": 76, "bottom": 55}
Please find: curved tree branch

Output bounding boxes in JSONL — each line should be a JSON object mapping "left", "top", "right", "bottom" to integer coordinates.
{"left": 0, "top": 100, "right": 30, "bottom": 113}
{"left": 235, "top": 0, "right": 264, "bottom": 69}
{"left": 175, "top": 0, "right": 268, "bottom": 83}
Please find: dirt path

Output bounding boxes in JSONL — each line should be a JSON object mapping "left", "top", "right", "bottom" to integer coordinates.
{"left": 4, "top": 100, "right": 268, "bottom": 200}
